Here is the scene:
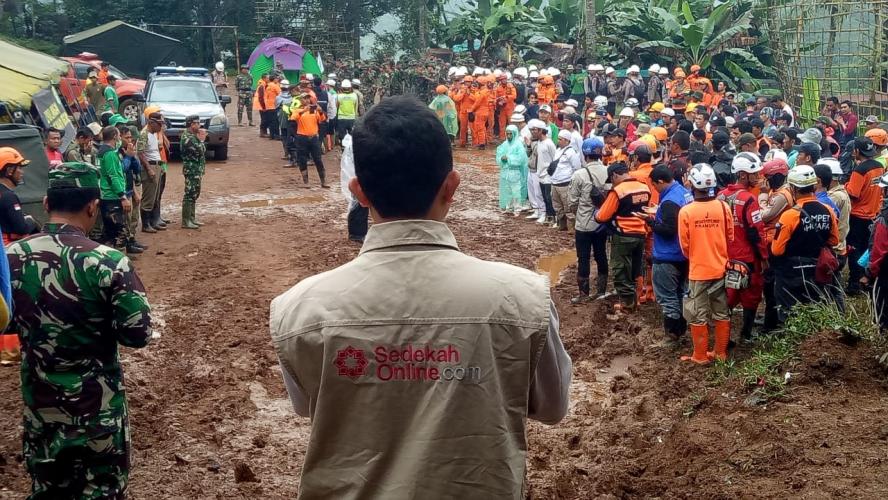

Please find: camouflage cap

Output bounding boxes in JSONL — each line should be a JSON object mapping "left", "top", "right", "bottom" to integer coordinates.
{"left": 48, "top": 162, "right": 101, "bottom": 189}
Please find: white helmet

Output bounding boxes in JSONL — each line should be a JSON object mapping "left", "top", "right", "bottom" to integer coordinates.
{"left": 528, "top": 64, "right": 538, "bottom": 71}
{"left": 731, "top": 152, "right": 763, "bottom": 174}
{"left": 326, "top": 79, "right": 336, "bottom": 86}
{"left": 659, "top": 67, "right": 669, "bottom": 75}
{"left": 594, "top": 95, "right": 608, "bottom": 107}
{"left": 548, "top": 67, "right": 561, "bottom": 76}
{"left": 493, "top": 69, "right": 503, "bottom": 77}
{"left": 215, "top": 61, "right": 224, "bottom": 72}
{"left": 514, "top": 67, "right": 528, "bottom": 78}
{"left": 455, "top": 68, "right": 467, "bottom": 77}
{"left": 341, "top": 79, "right": 352, "bottom": 89}
{"left": 529, "top": 71, "right": 540, "bottom": 78}
{"left": 605, "top": 66, "right": 615, "bottom": 75}
{"left": 787, "top": 165, "right": 817, "bottom": 188}
{"left": 764, "top": 149, "right": 788, "bottom": 163}
{"left": 619, "top": 107, "right": 635, "bottom": 118}
{"left": 473, "top": 67, "right": 484, "bottom": 76}
{"left": 482, "top": 68, "right": 492, "bottom": 76}
{"left": 689, "top": 163, "right": 718, "bottom": 190}
{"left": 304, "top": 73, "right": 313, "bottom": 81}
{"left": 587, "top": 64, "right": 596, "bottom": 71}
{"left": 447, "top": 67, "right": 457, "bottom": 77}
{"left": 352, "top": 78, "right": 361, "bottom": 86}
{"left": 661, "top": 108, "right": 676, "bottom": 117}
{"left": 280, "top": 79, "right": 290, "bottom": 88}
{"left": 817, "top": 157, "right": 843, "bottom": 176}
{"left": 628, "top": 65, "right": 640, "bottom": 74}
{"left": 328, "top": 73, "right": 337, "bottom": 79}
{"left": 514, "top": 104, "right": 527, "bottom": 114}
{"left": 593, "top": 64, "right": 604, "bottom": 71}
{"left": 649, "top": 64, "right": 661, "bottom": 73}
{"left": 625, "top": 97, "right": 639, "bottom": 108}
{"left": 505, "top": 71, "right": 512, "bottom": 80}
{"left": 539, "top": 69, "right": 550, "bottom": 77}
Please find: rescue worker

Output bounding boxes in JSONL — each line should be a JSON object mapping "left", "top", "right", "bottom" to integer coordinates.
{"left": 496, "top": 74, "right": 517, "bottom": 140}
{"left": 570, "top": 137, "right": 610, "bottom": 303}
{"left": 865, "top": 172, "right": 888, "bottom": 329}
{"left": 771, "top": 165, "right": 839, "bottom": 322}
{"left": 846, "top": 137, "right": 885, "bottom": 294}
{"left": 98, "top": 61, "right": 110, "bottom": 85}
{"left": 679, "top": 163, "right": 734, "bottom": 364}
{"left": 638, "top": 164, "right": 693, "bottom": 340}
{"left": 180, "top": 115, "right": 207, "bottom": 229}
{"left": 211, "top": 61, "right": 228, "bottom": 108}
{"left": 235, "top": 64, "right": 254, "bottom": 127}
{"left": 0, "top": 148, "right": 39, "bottom": 245}
{"left": 270, "top": 96, "right": 570, "bottom": 498}
{"left": 275, "top": 80, "right": 295, "bottom": 165}
{"left": 718, "top": 152, "right": 769, "bottom": 342}
{"left": 626, "top": 141, "right": 657, "bottom": 304}
{"left": 255, "top": 73, "right": 270, "bottom": 137}
{"left": 759, "top": 158, "right": 793, "bottom": 332}
{"left": 594, "top": 161, "right": 652, "bottom": 313}
{"left": 430, "top": 85, "right": 458, "bottom": 142}
{"left": 537, "top": 75, "right": 557, "bottom": 107}
{"left": 470, "top": 78, "right": 490, "bottom": 149}
{"left": 291, "top": 96, "right": 329, "bottom": 188}
{"left": 336, "top": 79, "right": 359, "bottom": 142}
{"left": 264, "top": 75, "right": 282, "bottom": 140}
{"left": 8, "top": 161, "right": 151, "bottom": 499}
{"left": 452, "top": 76, "right": 473, "bottom": 148}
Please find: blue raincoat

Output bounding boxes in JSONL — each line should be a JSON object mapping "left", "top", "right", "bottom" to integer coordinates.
{"left": 497, "top": 125, "right": 529, "bottom": 210}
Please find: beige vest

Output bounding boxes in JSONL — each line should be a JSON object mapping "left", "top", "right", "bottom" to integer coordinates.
{"left": 271, "top": 220, "right": 549, "bottom": 499}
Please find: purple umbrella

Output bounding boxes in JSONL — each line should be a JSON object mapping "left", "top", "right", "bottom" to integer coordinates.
{"left": 246, "top": 37, "right": 307, "bottom": 70}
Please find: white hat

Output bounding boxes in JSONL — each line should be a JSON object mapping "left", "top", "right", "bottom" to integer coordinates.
{"left": 661, "top": 108, "right": 676, "bottom": 117}
{"left": 341, "top": 79, "right": 352, "bottom": 89}
{"left": 557, "top": 129, "right": 572, "bottom": 141}
{"left": 731, "top": 152, "right": 763, "bottom": 174}
{"left": 628, "top": 65, "right": 640, "bottom": 74}
{"left": 549, "top": 67, "right": 561, "bottom": 76}
{"left": 725, "top": 116, "right": 736, "bottom": 127}
{"left": 605, "top": 67, "right": 615, "bottom": 75}
{"left": 493, "top": 69, "right": 503, "bottom": 77}
{"left": 539, "top": 104, "right": 553, "bottom": 113}
{"left": 659, "top": 67, "right": 669, "bottom": 75}
{"left": 689, "top": 163, "right": 717, "bottom": 189}
{"left": 447, "top": 67, "right": 457, "bottom": 76}
{"left": 510, "top": 113, "right": 526, "bottom": 123}
{"left": 649, "top": 64, "right": 661, "bottom": 73}
{"left": 473, "top": 67, "right": 484, "bottom": 76}
{"left": 215, "top": 61, "right": 224, "bottom": 72}
{"left": 514, "top": 104, "right": 527, "bottom": 114}
{"left": 619, "top": 107, "right": 635, "bottom": 118}
{"left": 528, "top": 119, "right": 547, "bottom": 130}
{"left": 528, "top": 65, "right": 538, "bottom": 71}
{"left": 817, "top": 157, "right": 843, "bottom": 176}
{"left": 800, "top": 128, "right": 822, "bottom": 144}
{"left": 514, "top": 67, "right": 528, "bottom": 78}
{"left": 483, "top": 69, "right": 492, "bottom": 75}
{"left": 280, "top": 79, "right": 290, "bottom": 87}
{"left": 587, "top": 64, "right": 596, "bottom": 71}
{"left": 328, "top": 73, "right": 337, "bottom": 79}
{"left": 352, "top": 78, "right": 361, "bottom": 86}
{"left": 565, "top": 99, "right": 579, "bottom": 108}
{"left": 455, "top": 68, "right": 467, "bottom": 77}
{"left": 539, "top": 69, "right": 550, "bottom": 77}
{"left": 529, "top": 71, "right": 539, "bottom": 78}
{"left": 788, "top": 165, "right": 818, "bottom": 187}
{"left": 304, "top": 73, "right": 313, "bottom": 80}
{"left": 593, "top": 64, "right": 604, "bottom": 71}
{"left": 326, "top": 79, "right": 336, "bottom": 86}
{"left": 594, "top": 96, "right": 608, "bottom": 107}
{"left": 562, "top": 106, "right": 577, "bottom": 115}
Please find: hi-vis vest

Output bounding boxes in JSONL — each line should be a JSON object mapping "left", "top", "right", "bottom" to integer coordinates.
{"left": 337, "top": 92, "right": 358, "bottom": 120}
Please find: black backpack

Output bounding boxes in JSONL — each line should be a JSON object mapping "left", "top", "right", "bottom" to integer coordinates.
{"left": 633, "top": 79, "right": 646, "bottom": 102}
{"left": 839, "top": 139, "right": 856, "bottom": 176}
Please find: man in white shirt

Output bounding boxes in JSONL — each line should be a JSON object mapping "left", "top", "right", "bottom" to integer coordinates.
{"left": 532, "top": 121, "right": 557, "bottom": 224}
{"left": 550, "top": 129, "right": 582, "bottom": 230}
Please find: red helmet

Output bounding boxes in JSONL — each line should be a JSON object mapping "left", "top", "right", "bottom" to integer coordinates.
{"left": 627, "top": 139, "right": 650, "bottom": 155}
{"left": 762, "top": 158, "right": 789, "bottom": 176}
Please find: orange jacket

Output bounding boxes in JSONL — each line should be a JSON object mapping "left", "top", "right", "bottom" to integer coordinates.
{"left": 603, "top": 146, "right": 628, "bottom": 166}
{"left": 452, "top": 87, "right": 470, "bottom": 116}
{"left": 471, "top": 88, "right": 490, "bottom": 116}
{"left": 629, "top": 163, "right": 659, "bottom": 205}
{"left": 771, "top": 194, "right": 839, "bottom": 257}
{"left": 496, "top": 84, "right": 516, "bottom": 108}
{"left": 846, "top": 159, "right": 885, "bottom": 219}
{"left": 537, "top": 84, "right": 556, "bottom": 106}
{"left": 678, "top": 199, "right": 734, "bottom": 281}
{"left": 254, "top": 80, "right": 268, "bottom": 110}
{"left": 98, "top": 68, "right": 109, "bottom": 86}
{"left": 594, "top": 179, "right": 651, "bottom": 237}
{"left": 264, "top": 82, "right": 281, "bottom": 110}
{"left": 291, "top": 106, "right": 327, "bottom": 137}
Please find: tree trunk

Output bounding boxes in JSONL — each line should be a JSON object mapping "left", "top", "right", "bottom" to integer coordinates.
{"left": 418, "top": 0, "right": 428, "bottom": 50}
{"left": 584, "top": 0, "right": 596, "bottom": 58}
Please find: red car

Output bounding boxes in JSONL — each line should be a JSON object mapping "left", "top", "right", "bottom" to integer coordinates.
{"left": 58, "top": 53, "right": 146, "bottom": 121}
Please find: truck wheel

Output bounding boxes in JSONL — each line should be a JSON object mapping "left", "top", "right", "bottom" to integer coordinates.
{"left": 120, "top": 100, "right": 140, "bottom": 122}
{"left": 214, "top": 145, "right": 229, "bottom": 161}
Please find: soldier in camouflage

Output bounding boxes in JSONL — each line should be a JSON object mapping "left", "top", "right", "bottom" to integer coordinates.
{"left": 235, "top": 64, "right": 254, "bottom": 127}
{"left": 180, "top": 115, "right": 207, "bottom": 229}
{"left": 7, "top": 161, "right": 152, "bottom": 499}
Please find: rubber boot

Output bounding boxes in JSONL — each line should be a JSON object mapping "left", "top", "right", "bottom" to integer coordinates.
{"left": 663, "top": 316, "right": 676, "bottom": 338}
{"left": 636, "top": 276, "right": 647, "bottom": 304}
{"left": 740, "top": 308, "right": 757, "bottom": 343}
{"left": 707, "top": 319, "right": 732, "bottom": 361}
{"left": 320, "top": 173, "right": 330, "bottom": 189}
{"left": 301, "top": 170, "right": 310, "bottom": 185}
{"left": 674, "top": 317, "right": 688, "bottom": 337}
{"left": 594, "top": 274, "right": 608, "bottom": 298}
{"left": 181, "top": 201, "right": 199, "bottom": 229}
{"left": 141, "top": 211, "right": 157, "bottom": 233}
{"left": 192, "top": 203, "right": 204, "bottom": 227}
{"left": 681, "top": 324, "right": 710, "bottom": 364}
{"left": 126, "top": 238, "right": 144, "bottom": 254}
{"left": 644, "top": 266, "right": 655, "bottom": 302}
{"left": 557, "top": 216, "right": 568, "bottom": 231}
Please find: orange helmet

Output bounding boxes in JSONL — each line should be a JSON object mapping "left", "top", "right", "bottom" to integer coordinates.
{"left": 865, "top": 128, "right": 888, "bottom": 146}
{"left": 435, "top": 85, "right": 448, "bottom": 94}
{"left": 0, "top": 147, "right": 29, "bottom": 172}
{"left": 674, "top": 68, "right": 686, "bottom": 78}
{"left": 462, "top": 75, "right": 474, "bottom": 83}
{"left": 143, "top": 105, "right": 162, "bottom": 118}
{"left": 639, "top": 134, "right": 659, "bottom": 153}
{"left": 650, "top": 126, "right": 668, "bottom": 142}
{"left": 690, "top": 64, "right": 701, "bottom": 73}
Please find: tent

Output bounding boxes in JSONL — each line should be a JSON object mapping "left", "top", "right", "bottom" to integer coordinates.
{"left": 63, "top": 21, "right": 190, "bottom": 79}
{"left": 0, "top": 124, "right": 51, "bottom": 224}
{"left": 246, "top": 37, "right": 322, "bottom": 87}
{"left": 0, "top": 39, "right": 69, "bottom": 110}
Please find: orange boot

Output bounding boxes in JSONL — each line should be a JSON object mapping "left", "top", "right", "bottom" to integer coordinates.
{"left": 643, "top": 265, "right": 655, "bottom": 303}
{"left": 708, "top": 319, "right": 731, "bottom": 361}
{"left": 681, "top": 323, "right": 711, "bottom": 365}
{"left": 636, "top": 276, "right": 647, "bottom": 304}
{"left": 0, "top": 332, "right": 21, "bottom": 366}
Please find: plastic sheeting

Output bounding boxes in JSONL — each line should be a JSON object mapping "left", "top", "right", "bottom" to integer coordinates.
{"left": 0, "top": 39, "right": 68, "bottom": 109}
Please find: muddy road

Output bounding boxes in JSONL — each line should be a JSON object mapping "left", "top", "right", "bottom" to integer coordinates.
{"left": 2, "top": 110, "right": 888, "bottom": 499}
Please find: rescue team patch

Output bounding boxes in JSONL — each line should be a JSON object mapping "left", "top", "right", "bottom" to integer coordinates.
{"left": 334, "top": 345, "right": 481, "bottom": 382}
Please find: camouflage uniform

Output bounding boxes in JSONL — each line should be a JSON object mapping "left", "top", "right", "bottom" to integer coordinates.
{"left": 235, "top": 73, "right": 254, "bottom": 126}
{"left": 181, "top": 130, "right": 206, "bottom": 204}
{"left": 8, "top": 162, "right": 152, "bottom": 499}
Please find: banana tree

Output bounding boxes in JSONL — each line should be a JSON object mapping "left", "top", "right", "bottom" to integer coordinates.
{"left": 446, "top": 0, "right": 553, "bottom": 63}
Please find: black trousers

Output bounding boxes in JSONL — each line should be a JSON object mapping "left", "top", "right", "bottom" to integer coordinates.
{"left": 540, "top": 183, "right": 555, "bottom": 217}
{"left": 337, "top": 119, "right": 355, "bottom": 139}
{"left": 100, "top": 199, "right": 127, "bottom": 249}
{"left": 348, "top": 199, "right": 369, "bottom": 241}
{"left": 295, "top": 135, "right": 325, "bottom": 177}
{"left": 576, "top": 229, "right": 608, "bottom": 295}
{"left": 847, "top": 215, "right": 872, "bottom": 290}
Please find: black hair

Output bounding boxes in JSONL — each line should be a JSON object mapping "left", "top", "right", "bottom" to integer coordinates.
{"left": 796, "top": 185, "right": 816, "bottom": 195}
{"left": 636, "top": 148, "right": 652, "bottom": 163}
{"left": 841, "top": 100, "right": 854, "bottom": 108}
{"left": 650, "top": 164, "right": 673, "bottom": 183}
{"left": 814, "top": 164, "right": 832, "bottom": 187}
{"left": 527, "top": 91, "right": 537, "bottom": 99}
{"left": 784, "top": 128, "right": 800, "bottom": 142}
{"left": 827, "top": 96, "right": 839, "bottom": 105}
{"left": 688, "top": 150, "right": 709, "bottom": 166}
{"left": 101, "top": 125, "right": 119, "bottom": 142}
{"left": 46, "top": 127, "right": 63, "bottom": 138}
{"left": 352, "top": 96, "right": 452, "bottom": 219}
{"left": 671, "top": 130, "right": 690, "bottom": 150}
{"left": 696, "top": 111, "right": 710, "bottom": 121}
{"left": 772, "top": 95, "right": 784, "bottom": 103}
{"left": 736, "top": 121, "right": 753, "bottom": 134}
{"left": 767, "top": 173, "right": 786, "bottom": 190}
{"left": 678, "top": 120, "right": 694, "bottom": 134}
{"left": 46, "top": 187, "right": 100, "bottom": 213}
{"left": 75, "top": 127, "right": 93, "bottom": 139}
{"left": 691, "top": 129, "right": 706, "bottom": 142}
{"left": 750, "top": 118, "right": 764, "bottom": 129}
{"left": 710, "top": 116, "right": 726, "bottom": 127}
{"left": 801, "top": 147, "right": 821, "bottom": 163}
{"left": 772, "top": 131, "right": 786, "bottom": 144}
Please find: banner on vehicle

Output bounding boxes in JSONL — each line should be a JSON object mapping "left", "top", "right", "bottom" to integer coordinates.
{"left": 32, "top": 87, "right": 75, "bottom": 151}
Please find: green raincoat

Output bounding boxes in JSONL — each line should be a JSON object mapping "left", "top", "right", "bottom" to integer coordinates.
{"left": 497, "top": 125, "right": 528, "bottom": 210}
{"left": 429, "top": 94, "right": 458, "bottom": 137}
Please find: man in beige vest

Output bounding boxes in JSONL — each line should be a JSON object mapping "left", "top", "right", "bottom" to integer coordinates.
{"left": 270, "top": 95, "right": 572, "bottom": 499}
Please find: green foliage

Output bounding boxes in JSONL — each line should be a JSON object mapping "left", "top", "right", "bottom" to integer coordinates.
{"left": 445, "top": 0, "right": 552, "bottom": 62}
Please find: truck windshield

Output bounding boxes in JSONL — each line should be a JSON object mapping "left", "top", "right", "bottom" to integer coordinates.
{"left": 150, "top": 80, "right": 217, "bottom": 103}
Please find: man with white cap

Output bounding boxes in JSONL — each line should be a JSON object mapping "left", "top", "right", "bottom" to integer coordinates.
{"left": 647, "top": 64, "right": 664, "bottom": 104}
{"left": 622, "top": 65, "right": 645, "bottom": 108}
{"left": 212, "top": 62, "right": 228, "bottom": 108}
{"left": 352, "top": 79, "right": 365, "bottom": 116}
{"left": 550, "top": 129, "right": 583, "bottom": 230}
{"left": 605, "top": 67, "right": 620, "bottom": 116}
{"left": 585, "top": 65, "right": 607, "bottom": 104}
{"left": 513, "top": 67, "right": 528, "bottom": 106}
{"left": 336, "top": 80, "right": 359, "bottom": 146}
{"left": 530, "top": 119, "right": 557, "bottom": 224}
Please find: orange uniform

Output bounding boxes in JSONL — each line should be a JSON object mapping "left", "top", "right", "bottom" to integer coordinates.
{"left": 470, "top": 87, "right": 490, "bottom": 146}
{"left": 451, "top": 85, "right": 470, "bottom": 147}
{"left": 291, "top": 106, "right": 326, "bottom": 137}
{"left": 771, "top": 194, "right": 839, "bottom": 257}
{"left": 604, "top": 146, "right": 628, "bottom": 166}
{"left": 537, "top": 83, "right": 557, "bottom": 106}
{"left": 594, "top": 179, "right": 651, "bottom": 237}
{"left": 678, "top": 199, "right": 734, "bottom": 281}
{"left": 846, "top": 159, "right": 885, "bottom": 219}
{"left": 264, "top": 81, "right": 281, "bottom": 110}
{"left": 496, "top": 83, "right": 517, "bottom": 139}
{"left": 254, "top": 79, "right": 268, "bottom": 110}
{"left": 98, "top": 68, "right": 109, "bottom": 86}
{"left": 629, "top": 163, "right": 659, "bottom": 205}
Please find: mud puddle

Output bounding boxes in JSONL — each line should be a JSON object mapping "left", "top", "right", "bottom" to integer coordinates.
{"left": 239, "top": 195, "right": 324, "bottom": 208}
{"left": 536, "top": 249, "right": 578, "bottom": 286}
{"left": 597, "top": 355, "right": 642, "bottom": 381}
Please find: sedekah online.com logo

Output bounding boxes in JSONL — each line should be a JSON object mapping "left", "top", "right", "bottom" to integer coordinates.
{"left": 334, "top": 344, "right": 481, "bottom": 382}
